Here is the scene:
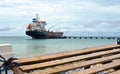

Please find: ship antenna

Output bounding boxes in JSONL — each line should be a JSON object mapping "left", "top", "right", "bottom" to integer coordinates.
{"left": 36, "top": 13, "right": 39, "bottom": 21}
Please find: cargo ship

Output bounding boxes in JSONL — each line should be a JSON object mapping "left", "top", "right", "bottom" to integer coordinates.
{"left": 26, "top": 15, "right": 63, "bottom": 39}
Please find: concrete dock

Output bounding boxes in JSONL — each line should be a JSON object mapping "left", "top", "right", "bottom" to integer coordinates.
{"left": 0, "top": 44, "right": 14, "bottom": 74}
{"left": 12, "top": 44, "right": 120, "bottom": 74}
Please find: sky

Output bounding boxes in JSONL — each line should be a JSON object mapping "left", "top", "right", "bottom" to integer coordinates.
{"left": 0, "top": 0, "right": 120, "bottom": 36}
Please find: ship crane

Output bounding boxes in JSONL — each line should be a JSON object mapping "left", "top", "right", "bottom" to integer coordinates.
{"left": 48, "top": 24, "right": 57, "bottom": 30}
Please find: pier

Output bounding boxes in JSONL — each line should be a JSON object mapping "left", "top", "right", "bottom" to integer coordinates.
{"left": 12, "top": 44, "right": 120, "bottom": 74}
{"left": 63, "top": 36, "right": 119, "bottom": 39}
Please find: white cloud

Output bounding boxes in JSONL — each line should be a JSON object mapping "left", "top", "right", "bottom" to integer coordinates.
{"left": 0, "top": 25, "right": 24, "bottom": 32}
{"left": 0, "top": 26, "right": 12, "bottom": 31}
{"left": 90, "top": 0, "right": 120, "bottom": 6}
{"left": 0, "top": 0, "right": 120, "bottom": 36}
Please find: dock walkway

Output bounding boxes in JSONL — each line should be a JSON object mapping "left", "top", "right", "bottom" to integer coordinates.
{"left": 12, "top": 45, "right": 120, "bottom": 74}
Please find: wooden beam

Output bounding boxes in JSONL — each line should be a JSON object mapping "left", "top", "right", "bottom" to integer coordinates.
{"left": 20, "top": 49, "right": 120, "bottom": 72}
{"left": 33, "top": 54, "right": 120, "bottom": 74}
{"left": 73, "top": 59, "right": 120, "bottom": 74}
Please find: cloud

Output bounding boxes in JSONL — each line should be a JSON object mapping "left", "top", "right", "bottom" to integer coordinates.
{"left": 85, "top": 20, "right": 120, "bottom": 28}
{"left": 90, "top": 0, "right": 120, "bottom": 6}
{"left": 82, "top": 20, "right": 120, "bottom": 33}
{"left": 0, "top": 26, "right": 26, "bottom": 36}
{"left": 0, "top": 0, "right": 120, "bottom": 36}
{"left": 0, "top": 26, "right": 14, "bottom": 31}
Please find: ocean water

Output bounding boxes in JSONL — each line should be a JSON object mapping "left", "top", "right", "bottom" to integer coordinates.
{"left": 0, "top": 36, "right": 117, "bottom": 58}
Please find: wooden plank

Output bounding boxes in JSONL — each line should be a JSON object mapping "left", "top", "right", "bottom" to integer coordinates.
{"left": 73, "top": 59, "right": 120, "bottom": 74}
{"left": 14, "top": 44, "right": 120, "bottom": 64}
{"left": 20, "top": 49, "right": 120, "bottom": 72}
{"left": 32, "top": 54, "right": 120, "bottom": 74}
{"left": 110, "top": 70, "right": 120, "bottom": 74}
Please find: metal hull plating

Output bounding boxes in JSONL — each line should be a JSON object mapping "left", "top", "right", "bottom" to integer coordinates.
{"left": 26, "top": 31, "right": 63, "bottom": 39}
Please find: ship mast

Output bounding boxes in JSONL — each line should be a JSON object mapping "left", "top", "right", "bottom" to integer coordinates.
{"left": 36, "top": 13, "right": 39, "bottom": 22}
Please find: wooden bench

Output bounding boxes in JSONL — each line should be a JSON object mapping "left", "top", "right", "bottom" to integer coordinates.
{"left": 12, "top": 44, "right": 120, "bottom": 74}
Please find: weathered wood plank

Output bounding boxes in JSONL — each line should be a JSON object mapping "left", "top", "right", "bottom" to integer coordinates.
{"left": 14, "top": 44, "right": 120, "bottom": 64}
{"left": 32, "top": 54, "right": 120, "bottom": 74}
{"left": 20, "top": 49, "right": 120, "bottom": 72}
{"left": 73, "top": 59, "right": 120, "bottom": 74}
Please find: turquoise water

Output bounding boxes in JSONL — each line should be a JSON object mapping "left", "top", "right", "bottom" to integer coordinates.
{"left": 0, "top": 36, "right": 117, "bottom": 58}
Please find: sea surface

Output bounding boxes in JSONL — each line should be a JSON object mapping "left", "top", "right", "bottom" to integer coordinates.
{"left": 0, "top": 36, "right": 117, "bottom": 58}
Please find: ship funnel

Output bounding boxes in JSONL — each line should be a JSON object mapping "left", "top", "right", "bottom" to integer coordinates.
{"left": 32, "top": 18, "right": 37, "bottom": 23}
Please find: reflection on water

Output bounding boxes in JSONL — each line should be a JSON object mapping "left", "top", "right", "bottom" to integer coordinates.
{"left": 26, "top": 39, "right": 46, "bottom": 56}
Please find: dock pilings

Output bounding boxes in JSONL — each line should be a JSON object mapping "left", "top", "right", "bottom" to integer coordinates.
{"left": 63, "top": 36, "right": 119, "bottom": 39}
